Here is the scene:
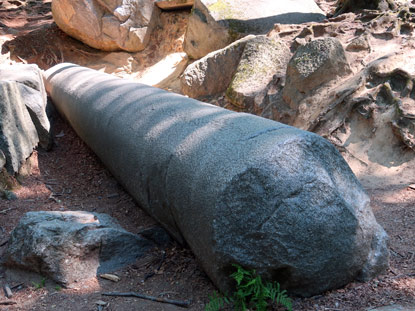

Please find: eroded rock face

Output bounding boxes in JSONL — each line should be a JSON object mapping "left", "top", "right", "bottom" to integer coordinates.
{"left": 283, "top": 37, "right": 351, "bottom": 107}
{"left": 52, "top": 0, "right": 160, "bottom": 52}
{"left": 0, "top": 81, "right": 39, "bottom": 175}
{"left": 0, "top": 64, "right": 51, "bottom": 150}
{"left": 184, "top": 0, "right": 326, "bottom": 59}
{"left": 3, "top": 211, "right": 157, "bottom": 286}
{"left": 44, "top": 63, "right": 389, "bottom": 297}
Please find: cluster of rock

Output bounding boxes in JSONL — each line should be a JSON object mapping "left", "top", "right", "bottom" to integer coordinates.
{"left": 4, "top": 0, "right": 406, "bottom": 298}
{"left": 180, "top": 4, "right": 415, "bottom": 186}
{"left": 0, "top": 64, "right": 51, "bottom": 180}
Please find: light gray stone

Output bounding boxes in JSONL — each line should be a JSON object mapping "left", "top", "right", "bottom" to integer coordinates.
{"left": 225, "top": 36, "right": 291, "bottom": 113}
{"left": 0, "top": 81, "right": 39, "bottom": 175}
{"left": 52, "top": 0, "right": 160, "bottom": 52}
{"left": 44, "top": 63, "right": 389, "bottom": 297}
{"left": 3, "top": 211, "right": 155, "bottom": 286}
{"left": 0, "top": 64, "right": 51, "bottom": 150}
{"left": 0, "top": 150, "right": 5, "bottom": 171}
{"left": 181, "top": 35, "right": 255, "bottom": 98}
{"left": 282, "top": 37, "right": 352, "bottom": 110}
{"left": 184, "top": 0, "right": 326, "bottom": 59}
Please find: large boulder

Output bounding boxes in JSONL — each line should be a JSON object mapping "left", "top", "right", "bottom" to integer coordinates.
{"left": 225, "top": 36, "right": 291, "bottom": 113}
{"left": 0, "top": 64, "right": 51, "bottom": 150}
{"left": 282, "top": 37, "right": 352, "bottom": 126}
{"left": 180, "top": 35, "right": 255, "bottom": 98}
{"left": 44, "top": 63, "right": 388, "bottom": 297}
{"left": 3, "top": 211, "right": 157, "bottom": 286}
{"left": 0, "top": 81, "right": 39, "bottom": 175}
{"left": 184, "top": 0, "right": 326, "bottom": 59}
{"left": 52, "top": 0, "right": 160, "bottom": 52}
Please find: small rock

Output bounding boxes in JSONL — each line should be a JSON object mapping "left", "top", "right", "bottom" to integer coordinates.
{"left": 99, "top": 274, "right": 120, "bottom": 282}
{"left": 95, "top": 300, "right": 108, "bottom": 306}
{"left": 1, "top": 190, "right": 17, "bottom": 201}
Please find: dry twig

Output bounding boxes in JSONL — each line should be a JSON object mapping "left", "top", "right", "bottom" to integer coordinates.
{"left": 102, "top": 291, "right": 190, "bottom": 308}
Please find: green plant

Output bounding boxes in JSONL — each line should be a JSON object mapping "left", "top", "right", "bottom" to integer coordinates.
{"left": 32, "top": 278, "right": 46, "bottom": 290}
{"left": 205, "top": 291, "right": 230, "bottom": 311}
{"left": 205, "top": 264, "right": 292, "bottom": 311}
{"left": 54, "top": 285, "right": 62, "bottom": 291}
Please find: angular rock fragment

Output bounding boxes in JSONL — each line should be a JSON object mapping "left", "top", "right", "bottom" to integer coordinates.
{"left": 282, "top": 37, "right": 352, "bottom": 111}
{"left": 181, "top": 35, "right": 255, "bottom": 98}
{"left": 226, "top": 36, "right": 290, "bottom": 113}
{"left": 3, "top": 211, "right": 155, "bottom": 286}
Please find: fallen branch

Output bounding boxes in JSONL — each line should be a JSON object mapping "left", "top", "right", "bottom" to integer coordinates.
{"left": 0, "top": 301, "right": 17, "bottom": 305}
{"left": 0, "top": 206, "right": 16, "bottom": 214}
{"left": 102, "top": 292, "right": 190, "bottom": 308}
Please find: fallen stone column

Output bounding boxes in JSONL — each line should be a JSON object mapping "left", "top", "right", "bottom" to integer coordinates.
{"left": 44, "top": 63, "right": 388, "bottom": 297}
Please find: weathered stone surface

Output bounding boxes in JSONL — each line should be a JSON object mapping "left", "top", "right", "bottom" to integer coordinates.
{"left": 0, "top": 150, "right": 5, "bottom": 171}
{"left": 52, "top": 0, "right": 160, "bottom": 52}
{"left": 226, "top": 36, "right": 290, "bottom": 113}
{"left": 181, "top": 35, "right": 254, "bottom": 98}
{"left": 184, "top": 0, "right": 326, "bottom": 59}
{"left": 367, "top": 305, "right": 415, "bottom": 311}
{"left": 138, "top": 52, "right": 189, "bottom": 89}
{"left": 44, "top": 63, "right": 388, "bottom": 297}
{"left": 3, "top": 211, "right": 155, "bottom": 286}
{"left": 282, "top": 37, "right": 352, "bottom": 110}
{"left": 0, "top": 64, "right": 51, "bottom": 150}
{"left": 0, "top": 81, "right": 39, "bottom": 175}
{"left": 156, "top": 0, "right": 193, "bottom": 10}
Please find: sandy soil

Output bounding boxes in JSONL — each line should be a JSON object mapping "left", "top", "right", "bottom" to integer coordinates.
{"left": 1, "top": 0, "right": 415, "bottom": 310}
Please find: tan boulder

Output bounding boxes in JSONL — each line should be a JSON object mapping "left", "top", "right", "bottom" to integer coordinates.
{"left": 184, "top": 0, "right": 326, "bottom": 59}
{"left": 52, "top": 0, "right": 160, "bottom": 52}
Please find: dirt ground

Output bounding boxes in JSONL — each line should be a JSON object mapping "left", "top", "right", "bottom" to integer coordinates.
{"left": 1, "top": 0, "right": 415, "bottom": 310}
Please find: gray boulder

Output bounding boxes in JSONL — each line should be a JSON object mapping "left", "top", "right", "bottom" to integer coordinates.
{"left": 0, "top": 81, "right": 39, "bottom": 175}
{"left": 3, "top": 211, "right": 155, "bottom": 286}
{"left": 282, "top": 37, "right": 352, "bottom": 111}
{"left": 0, "top": 64, "right": 51, "bottom": 150}
{"left": 225, "top": 36, "right": 291, "bottom": 113}
{"left": 44, "top": 63, "right": 388, "bottom": 297}
{"left": 181, "top": 35, "right": 255, "bottom": 98}
{"left": 52, "top": 0, "right": 160, "bottom": 52}
{"left": 184, "top": 0, "right": 326, "bottom": 59}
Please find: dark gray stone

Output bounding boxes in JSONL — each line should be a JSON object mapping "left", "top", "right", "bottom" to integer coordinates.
{"left": 138, "top": 226, "right": 172, "bottom": 248}
{"left": 43, "top": 63, "right": 389, "bottom": 297}
{"left": 0, "top": 81, "right": 39, "bottom": 175}
{"left": 3, "top": 211, "right": 154, "bottom": 286}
